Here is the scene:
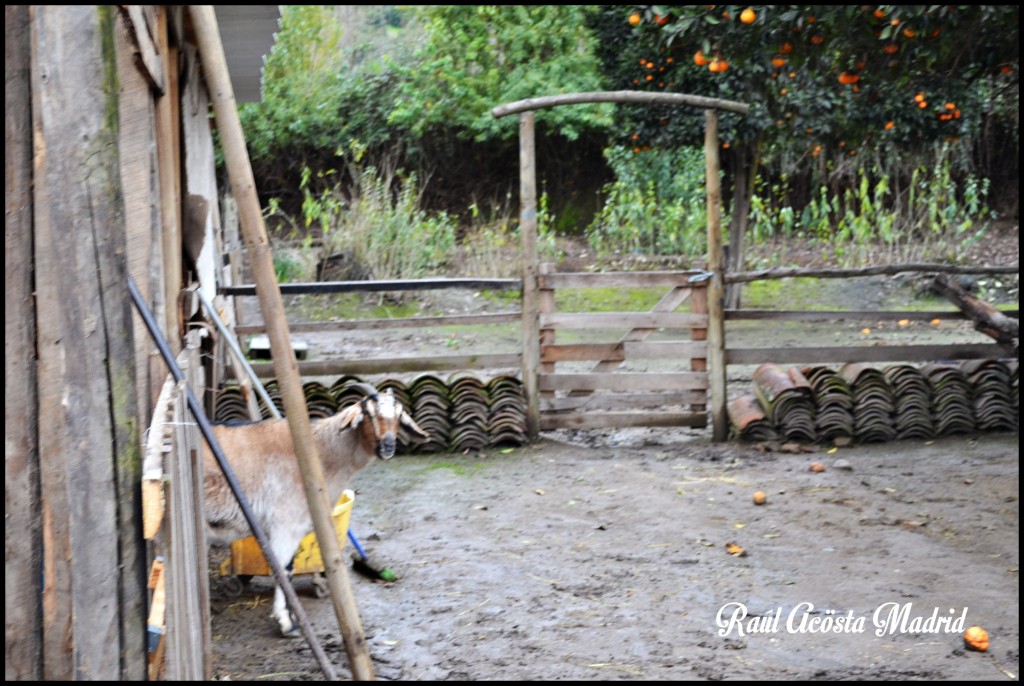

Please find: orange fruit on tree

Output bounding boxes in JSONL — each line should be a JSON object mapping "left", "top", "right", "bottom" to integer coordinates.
{"left": 885, "top": 121, "right": 895, "bottom": 130}
{"left": 902, "top": 27, "right": 916, "bottom": 38}
{"left": 781, "top": 41, "right": 794, "bottom": 54}
{"left": 873, "top": 8, "right": 886, "bottom": 19}
{"left": 740, "top": 8, "right": 756, "bottom": 24}
{"left": 628, "top": 12, "right": 641, "bottom": 26}
{"left": 772, "top": 56, "right": 787, "bottom": 68}
{"left": 694, "top": 50, "right": 709, "bottom": 66}
{"left": 884, "top": 44, "right": 899, "bottom": 54}
{"left": 810, "top": 34, "right": 825, "bottom": 45}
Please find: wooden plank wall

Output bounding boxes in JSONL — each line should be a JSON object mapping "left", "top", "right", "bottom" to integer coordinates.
{"left": 5, "top": 5, "right": 42, "bottom": 681}
{"left": 29, "top": 6, "right": 146, "bottom": 680}
{"left": 160, "top": 338, "right": 211, "bottom": 680}
{"left": 181, "top": 43, "right": 224, "bottom": 306}
{"left": 117, "top": 4, "right": 165, "bottom": 426}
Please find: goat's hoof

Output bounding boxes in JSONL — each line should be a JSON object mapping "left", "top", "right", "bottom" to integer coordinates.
{"left": 278, "top": 612, "right": 301, "bottom": 639}
{"left": 279, "top": 623, "right": 301, "bottom": 639}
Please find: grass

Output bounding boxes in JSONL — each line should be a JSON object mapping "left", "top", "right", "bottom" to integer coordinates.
{"left": 555, "top": 286, "right": 667, "bottom": 313}
{"left": 293, "top": 293, "right": 424, "bottom": 321}
{"left": 742, "top": 278, "right": 837, "bottom": 311}
{"left": 417, "top": 458, "right": 490, "bottom": 477}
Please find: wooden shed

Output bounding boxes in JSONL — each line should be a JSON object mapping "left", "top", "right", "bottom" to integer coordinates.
{"left": 5, "top": 5, "right": 280, "bottom": 680}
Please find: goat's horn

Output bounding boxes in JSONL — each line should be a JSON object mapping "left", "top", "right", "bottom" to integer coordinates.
{"left": 348, "top": 382, "right": 380, "bottom": 400}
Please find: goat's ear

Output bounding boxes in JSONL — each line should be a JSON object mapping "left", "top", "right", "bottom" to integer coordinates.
{"left": 400, "top": 411, "right": 430, "bottom": 438}
{"left": 336, "top": 403, "right": 364, "bottom": 430}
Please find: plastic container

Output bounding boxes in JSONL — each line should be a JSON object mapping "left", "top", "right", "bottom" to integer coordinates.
{"left": 218, "top": 489, "right": 354, "bottom": 597}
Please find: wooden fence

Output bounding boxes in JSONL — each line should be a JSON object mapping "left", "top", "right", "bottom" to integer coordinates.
{"left": 144, "top": 335, "right": 210, "bottom": 680}
{"left": 535, "top": 266, "right": 710, "bottom": 431}
{"left": 725, "top": 307, "right": 1010, "bottom": 366}
{"left": 223, "top": 277, "right": 1014, "bottom": 432}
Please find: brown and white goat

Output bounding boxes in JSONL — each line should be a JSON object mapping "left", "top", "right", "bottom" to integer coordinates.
{"left": 202, "top": 384, "right": 428, "bottom": 636}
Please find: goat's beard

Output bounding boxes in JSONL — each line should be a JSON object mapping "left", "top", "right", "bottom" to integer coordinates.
{"left": 377, "top": 433, "right": 397, "bottom": 459}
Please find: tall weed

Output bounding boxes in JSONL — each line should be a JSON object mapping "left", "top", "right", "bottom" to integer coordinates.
{"left": 586, "top": 146, "right": 719, "bottom": 258}
{"left": 749, "top": 143, "right": 994, "bottom": 266}
{"left": 272, "top": 150, "right": 457, "bottom": 284}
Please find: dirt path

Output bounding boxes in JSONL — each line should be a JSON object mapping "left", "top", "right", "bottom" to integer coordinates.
{"left": 210, "top": 430, "right": 1019, "bottom": 681}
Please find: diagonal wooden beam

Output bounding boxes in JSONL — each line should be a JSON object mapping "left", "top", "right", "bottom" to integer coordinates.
{"left": 563, "top": 285, "right": 695, "bottom": 397}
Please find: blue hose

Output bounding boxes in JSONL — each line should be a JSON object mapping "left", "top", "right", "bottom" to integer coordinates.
{"left": 347, "top": 529, "right": 368, "bottom": 560}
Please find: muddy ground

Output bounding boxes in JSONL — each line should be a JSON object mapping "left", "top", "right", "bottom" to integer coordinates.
{"left": 208, "top": 261, "right": 1019, "bottom": 681}
{"left": 209, "top": 431, "right": 1019, "bottom": 681}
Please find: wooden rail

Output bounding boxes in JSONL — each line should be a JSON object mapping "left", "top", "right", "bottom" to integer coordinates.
{"left": 724, "top": 307, "right": 1016, "bottom": 366}
{"left": 221, "top": 277, "right": 520, "bottom": 296}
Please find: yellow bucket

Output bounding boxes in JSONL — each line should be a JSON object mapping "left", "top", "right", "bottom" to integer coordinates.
{"left": 219, "top": 489, "right": 354, "bottom": 580}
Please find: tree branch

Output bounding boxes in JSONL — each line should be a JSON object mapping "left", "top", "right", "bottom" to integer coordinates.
{"left": 931, "top": 274, "right": 1019, "bottom": 357}
{"left": 726, "top": 263, "right": 1019, "bottom": 284}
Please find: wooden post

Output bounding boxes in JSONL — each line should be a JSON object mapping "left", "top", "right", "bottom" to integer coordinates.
{"left": 520, "top": 111, "right": 541, "bottom": 440}
{"left": 704, "top": 110, "right": 729, "bottom": 441}
{"left": 32, "top": 6, "right": 146, "bottom": 679}
{"left": 689, "top": 285, "right": 708, "bottom": 417}
{"left": 156, "top": 6, "right": 182, "bottom": 353}
{"left": 189, "top": 6, "right": 373, "bottom": 681}
{"left": 538, "top": 262, "right": 556, "bottom": 397}
{"left": 5, "top": 5, "right": 42, "bottom": 680}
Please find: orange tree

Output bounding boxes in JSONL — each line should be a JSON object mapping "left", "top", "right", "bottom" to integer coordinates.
{"left": 588, "top": 5, "right": 1018, "bottom": 284}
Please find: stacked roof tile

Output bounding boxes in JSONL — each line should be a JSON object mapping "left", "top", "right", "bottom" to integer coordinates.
{"left": 734, "top": 360, "right": 1017, "bottom": 445}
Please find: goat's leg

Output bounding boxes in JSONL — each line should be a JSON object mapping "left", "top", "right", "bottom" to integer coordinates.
{"left": 268, "top": 530, "right": 305, "bottom": 638}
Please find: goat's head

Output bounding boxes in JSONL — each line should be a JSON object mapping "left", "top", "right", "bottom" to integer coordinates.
{"left": 336, "top": 383, "right": 429, "bottom": 459}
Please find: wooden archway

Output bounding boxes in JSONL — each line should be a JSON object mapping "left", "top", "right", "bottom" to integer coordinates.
{"left": 492, "top": 91, "right": 750, "bottom": 441}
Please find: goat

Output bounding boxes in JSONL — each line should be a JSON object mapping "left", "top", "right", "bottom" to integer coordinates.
{"left": 202, "top": 383, "right": 428, "bottom": 636}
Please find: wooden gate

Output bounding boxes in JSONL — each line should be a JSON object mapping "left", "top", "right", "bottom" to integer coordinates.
{"left": 536, "top": 266, "right": 710, "bottom": 430}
